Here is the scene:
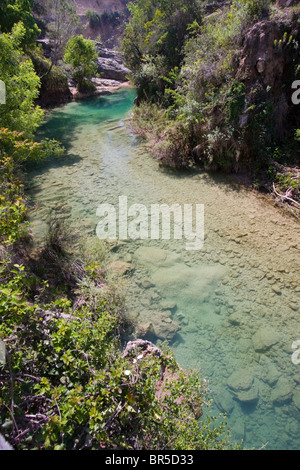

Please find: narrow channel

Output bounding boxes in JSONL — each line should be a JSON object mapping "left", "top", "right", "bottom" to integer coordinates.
{"left": 25, "top": 88, "right": 300, "bottom": 450}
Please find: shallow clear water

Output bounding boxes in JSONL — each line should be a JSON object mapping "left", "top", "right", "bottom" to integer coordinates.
{"left": 26, "top": 88, "right": 300, "bottom": 450}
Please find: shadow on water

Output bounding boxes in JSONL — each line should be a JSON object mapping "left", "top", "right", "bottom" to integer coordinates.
{"left": 158, "top": 164, "right": 250, "bottom": 195}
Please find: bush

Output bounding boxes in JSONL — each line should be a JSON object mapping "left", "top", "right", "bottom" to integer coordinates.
{"left": 63, "top": 35, "right": 98, "bottom": 92}
{"left": 85, "top": 9, "right": 101, "bottom": 28}
{"left": 0, "top": 253, "right": 234, "bottom": 450}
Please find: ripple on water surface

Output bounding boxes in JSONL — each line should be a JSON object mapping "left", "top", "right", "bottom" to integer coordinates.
{"left": 26, "top": 89, "right": 300, "bottom": 450}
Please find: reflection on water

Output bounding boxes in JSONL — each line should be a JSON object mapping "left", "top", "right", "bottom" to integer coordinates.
{"left": 26, "top": 88, "right": 300, "bottom": 450}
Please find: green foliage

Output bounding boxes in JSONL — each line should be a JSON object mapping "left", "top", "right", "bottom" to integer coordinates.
{"left": 122, "top": 0, "right": 203, "bottom": 101}
{"left": 126, "top": 0, "right": 289, "bottom": 171}
{"left": 63, "top": 35, "right": 98, "bottom": 92}
{"left": 0, "top": 128, "right": 63, "bottom": 246}
{"left": 0, "top": 264, "right": 233, "bottom": 449}
{"left": 0, "top": 23, "right": 43, "bottom": 137}
{"left": 0, "top": 0, "right": 40, "bottom": 45}
{"left": 85, "top": 9, "right": 101, "bottom": 28}
{"left": 0, "top": 157, "right": 28, "bottom": 246}
{"left": 28, "top": 47, "right": 71, "bottom": 104}
{"left": 227, "top": 81, "right": 246, "bottom": 123}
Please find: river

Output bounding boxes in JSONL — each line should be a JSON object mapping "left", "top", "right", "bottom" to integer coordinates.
{"left": 25, "top": 87, "right": 300, "bottom": 450}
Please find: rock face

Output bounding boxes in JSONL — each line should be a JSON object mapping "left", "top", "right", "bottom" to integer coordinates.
{"left": 236, "top": 15, "right": 299, "bottom": 143}
{"left": 96, "top": 47, "right": 131, "bottom": 82}
{"left": 237, "top": 20, "right": 285, "bottom": 92}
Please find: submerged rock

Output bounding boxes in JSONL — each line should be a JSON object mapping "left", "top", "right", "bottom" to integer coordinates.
{"left": 137, "top": 310, "right": 180, "bottom": 342}
{"left": 134, "top": 246, "right": 179, "bottom": 267}
{"left": 227, "top": 370, "right": 254, "bottom": 392}
{"left": 235, "top": 386, "right": 259, "bottom": 405}
{"left": 213, "top": 388, "right": 235, "bottom": 415}
{"left": 252, "top": 327, "right": 280, "bottom": 353}
{"left": 271, "top": 378, "right": 293, "bottom": 405}
{"left": 292, "top": 389, "right": 300, "bottom": 410}
{"left": 107, "top": 260, "right": 133, "bottom": 276}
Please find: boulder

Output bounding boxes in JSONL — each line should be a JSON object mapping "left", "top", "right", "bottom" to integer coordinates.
{"left": 97, "top": 56, "right": 130, "bottom": 82}
{"left": 293, "top": 389, "right": 300, "bottom": 410}
{"left": 107, "top": 260, "right": 133, "bottom": 276}
{"left": 252, "top": 326, "right": 280, "bottom": 353}
{"left": 235, "top": 386, "right": 259, "bottom": 405}
{"left": 134, "top": 246, "right": 177, "bottom": 267}
{"left": 237, "top": 20, "right": 285, "bottom": 91}
{"left": 213, "top": 388, "right": 235, "bottom": 414}
{"left": 264, "top": 364, "right": 280, "bottom": 386}
{"left": 138, "top": 310, "right": 181, "bottom": 342}
{"left": 136, "top": 322, "right": 156, "bottom": 341}
{"left": 271, "top": 378, "right": 293, "bottom": 405}
{"left": 227, "top": 370, "right": 254, "bottom": 392}
{"left": 152, "top": 312, "right": 181, "bottom": 342}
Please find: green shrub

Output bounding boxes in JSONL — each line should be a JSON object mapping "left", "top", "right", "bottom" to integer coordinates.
{"left": 85, "top": 9, "right": 101, "bottom": 28}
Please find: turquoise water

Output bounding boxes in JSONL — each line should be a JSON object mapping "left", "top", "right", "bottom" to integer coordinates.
{"left": 26, "top": 88, "right": 300, "bottom": 450}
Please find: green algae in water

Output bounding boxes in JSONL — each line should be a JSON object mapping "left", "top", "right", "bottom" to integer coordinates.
{"left": 26, "top": 88, "right": 300, "bottom": 450}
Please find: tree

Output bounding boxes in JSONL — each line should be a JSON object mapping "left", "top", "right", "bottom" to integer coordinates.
{"left": 0, "top": 23, "right": 43, "bottom": 137}
{"left": 63, "top": 35, "right": 98, "bottom": 92}
{"left": 121, "top": 0, "right": 203, "bottom": 103}
{"left": 46, "top": 0, "right": 81, "bottom": 64}
{"left": 0, "top": 0, "right": 40, "bottom": 46}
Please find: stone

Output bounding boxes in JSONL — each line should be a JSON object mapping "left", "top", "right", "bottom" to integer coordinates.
{"left": 140, "top": 278, "right": 155, "bottom": 289}
{"left": 134, "top": 246, "right": 178, "bottom": 267}
{"left": 252, "top": 327, "right": 280, "bottom": 353}
{"left": 285, "top": 419, "right": 299, "bottom": 437}
{"left": 97, "top": 55, "right": 131, "bottom": 82}
{"left": 235, "top": 386, "right": 259, "bottom": 405}
{"left": 107, "top": 261, "right": 133, "bottom": 276}
{"left": 289, "top": 302, "right": 298, "bottom": 312}
{"left": 292, "top": 389, "right": 300, "bottom": 410}
{"left": 227, "top": 370, "right": 254, "bottom": 392}
{"left": 160, "top": 300, "right": 177, "bottom": 312}
{"left": 0, "top": 434, "right": 13, "bottom": 450}
{"left": 264, "top": 365, "right": 280, "bottom": 386}
{"left": 138, "top": 310, "right": 181, "bottom": 342}
{"left": 228, "top": 313, "right": 242, "bottom": 326}
{"left": 272, "top": 285, "right": 282, "bottom": 295}
{"left": 136, "top": 322, "right": 155, "bottom": 341}
{"left": 232, "top": 420, "right": 245, "bottom": 442}
{"left": 213, "top": 389, "right": 235, "bottom": 415}
{"left": 271, "top": 378, "right": 293, "bottom": 405}
{"left": 152, "top": 312, "right": 181, "bottom": 342}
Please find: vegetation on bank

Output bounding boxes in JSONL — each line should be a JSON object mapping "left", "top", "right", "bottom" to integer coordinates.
{"left": 122, "top": 0, "right": 300, "bottom": 216}
{"left": 0, "top": 1, "right": 236, "bottom": 450}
